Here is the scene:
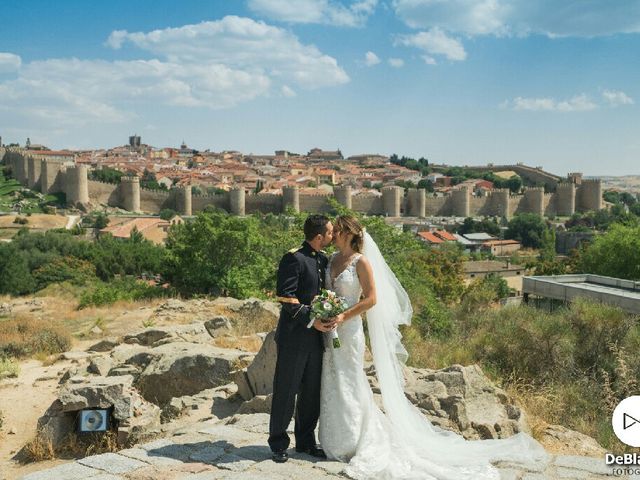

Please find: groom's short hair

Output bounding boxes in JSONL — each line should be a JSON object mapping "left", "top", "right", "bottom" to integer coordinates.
{"left": 304, "top": 214, "right": 330, "bottom": 240}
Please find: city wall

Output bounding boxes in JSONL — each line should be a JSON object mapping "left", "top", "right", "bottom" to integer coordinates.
{"left": 3, "top": 150, "right": 603, "bottom": 218}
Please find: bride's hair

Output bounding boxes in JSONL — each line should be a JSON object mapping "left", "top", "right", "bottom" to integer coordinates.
{"left": 335, "top": 215, "right": 364, "bottom": 253}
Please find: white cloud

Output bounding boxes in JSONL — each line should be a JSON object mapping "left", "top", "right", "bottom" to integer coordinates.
{"left": 388, "top": 57, "right": 405, "bottom": 67}
{"left": 281, "top": 85, "right": 297, "bottom": 97}
{"left": 364, "top": 51, "right": 381, "bottom": 66}
{"left": 395, "top": 28, "right": 467, "bottom": 61}
{"left": 393, "top": 0, "right": 640, "bottom": 37}
{"left": 0, "top": 17, "right": 349, "bottom": 132}
{"left": 505, "top": 94, "right": 598, "bottom": 112}
{"left": 422, "top": 55, "right": 437, "bottom": 65}
{"left": 108, "top": 16, "right": 349, "bottom": 89}
{"left": 0, "top": 52, "right": 22, "bottom": 73}
{"left": 602, "top": 89, "right": 634, "bottom": 107}
{"left": 248, "top": 0, "right": 377, "bottom": 27}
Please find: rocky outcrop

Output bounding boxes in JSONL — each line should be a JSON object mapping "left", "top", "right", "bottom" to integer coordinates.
{"left": 233, "top": 331, "right": 277, "bottom": 401}
{"left": 38, "top": 375, "right": 161, "bottom": 447}
{"left": 370, "top": 363, "right": 529, "bottom": 440}
{"left": 135, "top": 342, "right": 249, "bottom": 405}
{"left": 539, "top": 424, "right": 607, "bottom": 457}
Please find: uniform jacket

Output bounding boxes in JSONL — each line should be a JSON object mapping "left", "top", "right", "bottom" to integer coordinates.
{"left": 274, "top": 241, "right": 328, "bottom": 348}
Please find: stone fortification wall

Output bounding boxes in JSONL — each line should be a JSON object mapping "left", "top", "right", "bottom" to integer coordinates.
{"left": 424, "top": 196, "right": 447, "bottom": 216}
{"left": 87, "top": 180, "right": 119, "bottom": 205}
{"left": 351, "top": 194, "right": 384, "bottom": 215}
{"left": 4, "top": 153, "right": 606, "bottom": 219}
{"left": 299, "top": 193, "right": 333, "bottom": 213}
{"left": 191, "top": 192, "right": 229, "bottom": 213}
{"left": 245, "top": 193, "right": 281, "bottom": 214}
{"left": 137, "top": 186, "right": 172, "bottom": 213}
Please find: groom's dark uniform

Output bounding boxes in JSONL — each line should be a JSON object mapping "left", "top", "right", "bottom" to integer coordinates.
{"left": 269, "top": 241, "right": 327, "bottom": 454}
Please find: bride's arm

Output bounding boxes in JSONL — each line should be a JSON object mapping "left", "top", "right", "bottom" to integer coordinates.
{"left": 332, "top": 256, "right": 376, "bottom": 325}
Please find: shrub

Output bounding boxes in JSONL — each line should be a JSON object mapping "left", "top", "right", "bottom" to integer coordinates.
{"left": 78, "top": 277, "right": 171, "bottom": 309}
{"left": 0, "top": 356, "right": 20, "bottom": 378}
{"left": 0, "top": 316, "right": 71, "bottom": 358}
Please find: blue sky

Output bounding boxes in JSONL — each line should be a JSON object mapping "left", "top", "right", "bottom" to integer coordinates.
{"left": 0, "top": 0, "right": 639, "bottom": 175}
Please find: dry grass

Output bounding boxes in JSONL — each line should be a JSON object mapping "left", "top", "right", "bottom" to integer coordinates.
{"left": 0, "top": 314, "right": 71, "bottom": 359}
{"left": 21, "top": 434, "right": 56, "bottom": 462}
{"left": 21, "top": 430, "right": 120, "bottom": 463}
{"left": 232, "top": 318, "right": 278, "bottom": 337}
{"left": 0, "top": 214, "right": 67, "bottom": 230}
{"left": 213, "top": 334, "right": 264, "bottom": 353}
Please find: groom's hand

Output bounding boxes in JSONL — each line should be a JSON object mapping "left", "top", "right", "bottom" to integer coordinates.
{"left": 312, "top": 318, "right": 335, "bottom": 332}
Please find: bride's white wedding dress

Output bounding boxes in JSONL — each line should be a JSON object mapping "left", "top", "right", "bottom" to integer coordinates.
{"left": 318, "top": 234, "right": 549, "bottom": 480}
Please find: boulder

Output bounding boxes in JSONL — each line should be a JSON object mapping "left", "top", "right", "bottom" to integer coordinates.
{"left": 39, "top": 375, "right": 161, "bottom": 449}
{"left": 398, "top": 364, "right": 530, "bottom": 440}
{"left": 124, "top": 329, "right": 173, "bottom": 346}
{"left": 204, "top": 316, "right": 232, "bottom": 337}
{"left": 135, "top": 342, "right": 245, "bottom": 405}
{"left": 539, "top": 424, "right": 606, "bottom": 457}
{"left": 110, "top": 344, "right": 156, "bottom": 369}
{"left": 87, "top": 338, "right": 120, "bottom": 352}
{"left": 234, "top": 330, "right": 277, "bottom": 401}
{"left": 87, "top": 356, "right": 114, "bottom": 377}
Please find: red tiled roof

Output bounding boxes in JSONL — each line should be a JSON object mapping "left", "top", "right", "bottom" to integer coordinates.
{"left": 417, "top": 231, "right": 444, "bottom": 244}
{"left": 434, "top": 230, "right": 457, "bottom": 241}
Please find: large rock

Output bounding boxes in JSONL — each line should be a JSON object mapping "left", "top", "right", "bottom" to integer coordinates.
{"left": 38, "top": 375, "right": 160, "bottom": 448}
{"left": 123, "top": 323, "right": 211, "bottom": 347}
{"left": 234, "top": 330, "right": 277, "bottom": 401}
{"left": 135, "top": 342, "right": 247, "bottom": 405}
{"left": 87, "top": 338, "right": 120, "bottom": 352}
{"left": 539, "top": 424, "right": 606, "bottom": 457}
{"left": 399, "top": 364, "right": 529, "bottom": 440}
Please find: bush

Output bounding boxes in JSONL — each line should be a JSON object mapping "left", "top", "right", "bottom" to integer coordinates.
{"left": 0, "top": 356, "right": 20, "bottom": 378}
{"left": 32, "top": 256, "right": 98, "bottom": 290}
{"left": 160, "top": 208, "right": 178, "bottom": 220}
{"left": 0, "top": 316, "right": 71, "bottom": 358}
{"left": 77, "top": 277, "right": 171, "bottom": 309}
{"left": 471, "top": 305, "right": 575, "bottom": 381}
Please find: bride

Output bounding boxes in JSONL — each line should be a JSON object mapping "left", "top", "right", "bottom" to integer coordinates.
{"left": 318, "top": 215, "right": 548, "bottom": 480}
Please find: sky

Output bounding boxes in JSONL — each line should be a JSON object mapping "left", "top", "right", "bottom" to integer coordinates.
{"left": 0, "top": 0, "right": 639, "bottom": 176}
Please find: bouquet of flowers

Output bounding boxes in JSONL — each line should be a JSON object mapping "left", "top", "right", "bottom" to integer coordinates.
{"left": 310, "top": 289, "right": 349, "bottom": 348}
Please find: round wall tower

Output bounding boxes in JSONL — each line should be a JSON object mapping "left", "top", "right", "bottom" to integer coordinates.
{"left": 65, "top": 164, "right": 89, "bottom": 207}
{"left": 282, "top": 186, "right": 300, "bottom": 213}
{"left": 333, "top": 185, "right": 353, "bottom": 210}
{"left": 555, "top": 182, "right": 576, "bottom": 216}
{"left": 121, "top": 175, "right": 141, "bottom": 212}
{"left": 382, "top": 186, "right": 403, "bottom": 217}
{"left": 230, "top": 187, "right": 246, "bottom": 216}
{"left": 451, "top": 187, "right": 470, "bottom": 217}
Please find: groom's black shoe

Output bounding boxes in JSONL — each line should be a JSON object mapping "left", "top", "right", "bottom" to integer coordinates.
{"left": 272, "top": 450, "right": 289, "bottom": 463}
{"left": 295, "top": 445, "right": 327, "bottom": 459}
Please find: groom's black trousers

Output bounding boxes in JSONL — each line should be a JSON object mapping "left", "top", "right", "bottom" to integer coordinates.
{"left": 268, "top": 339, "right": 323, "bottom": 452}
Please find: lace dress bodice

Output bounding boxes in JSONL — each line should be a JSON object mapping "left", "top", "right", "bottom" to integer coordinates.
{"left": 328, "top": 252, "right": 363, "bottom": 308}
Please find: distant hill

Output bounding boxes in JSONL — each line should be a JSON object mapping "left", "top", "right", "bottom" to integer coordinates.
{"left": 598, "top": 175, "right": 640, "bottom": 194}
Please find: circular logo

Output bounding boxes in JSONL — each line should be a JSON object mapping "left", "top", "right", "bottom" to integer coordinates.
{"left": 612, "top": 396, "right": 640, "bottom": 447}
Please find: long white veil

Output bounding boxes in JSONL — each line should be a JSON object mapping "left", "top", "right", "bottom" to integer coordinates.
{"left": 362, "top": 230, "right": 549, "bottom": 475}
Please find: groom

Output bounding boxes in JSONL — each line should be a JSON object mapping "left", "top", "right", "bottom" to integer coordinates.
{"left": 268, "top": 214, "right": 335, "bottom": 463}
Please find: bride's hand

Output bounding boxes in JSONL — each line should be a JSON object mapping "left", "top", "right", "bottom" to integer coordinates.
{"left": 332, "top": 313, "right": 346, "bottom": 325}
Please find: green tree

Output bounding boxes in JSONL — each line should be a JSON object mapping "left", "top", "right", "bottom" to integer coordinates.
{"left": 160, "top": 208, "right": 178, "bottom": 220}
{"left": 505, "top": 213, "right": 548, "bottom": 248}
{"left": 576, "top": 223, "right": 640, "bottom": 279}
{"left": 164, "top": 212, "right": 276, "bottom": 297}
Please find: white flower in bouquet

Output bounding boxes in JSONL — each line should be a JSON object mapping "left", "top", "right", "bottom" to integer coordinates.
{"left": 311, "top": 289, "right": 348, "bottom": 348}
